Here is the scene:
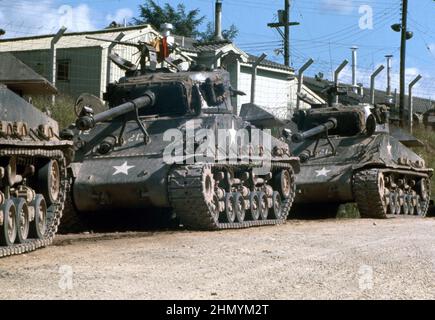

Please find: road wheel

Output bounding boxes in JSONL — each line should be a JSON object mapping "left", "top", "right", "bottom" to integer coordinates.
{"left": 388, "top": 192, "right": 397, "bottom": 214}
{"left": 396, "top": 190, "right": 404, "bottom": 215}
{"left": 0, "top": 200, "right": 17, "bottom": 246}
{"left": 13, "top": 198, "right": 29, "bottom": 243}
{"left": 224, "top": 193, "right": 235, "bottom": 223}
{"left": 402, "top": 194, "right": 410, "bottom": 215}
{"left": 209, "top": 194, "right": 220, "bottom": 223}
{"left": 259, "top": 192, "right": 268, "bottom": 220}
{"left": 29, "top": 194, "right": 47, "bottom": 239}
{"left": 415, "top": 196, "right": 423, "bottom": 216}
{"left": 233, "top": 192, "right": 245, "bottom": 223}
{"left": 271, "top": 191, "right": 282, "bottom": 219}
{"left": 249, "top": 192, "right": 260, "bottom": 221}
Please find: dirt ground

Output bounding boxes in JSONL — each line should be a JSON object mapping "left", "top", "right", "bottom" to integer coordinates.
{"left": 0, "top": 217, "right": 434, "bottom": 300}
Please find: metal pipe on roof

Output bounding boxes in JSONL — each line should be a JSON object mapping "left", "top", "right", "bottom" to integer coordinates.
{"left": 215, "top": 0, "right": 223, "bottom": 41}
{"left": 351, "top": 47, "right": 358, "bottom": 94}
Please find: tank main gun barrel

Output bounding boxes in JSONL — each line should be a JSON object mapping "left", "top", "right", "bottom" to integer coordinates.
{"left": 292, "top": 118, "right": 337, "bottom": 143}
{"left": 76, "top": 91, "right": 155, "bottom": 131}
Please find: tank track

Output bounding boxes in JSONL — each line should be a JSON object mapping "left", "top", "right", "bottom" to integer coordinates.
{"left": 353, "top": 168, "right": 431, "bottom": 219}
{"left": 168, "top": 163, "right": 296, "bottom": 230}
{"left": 0, "top": 148, "right": 68, "bottom": 258}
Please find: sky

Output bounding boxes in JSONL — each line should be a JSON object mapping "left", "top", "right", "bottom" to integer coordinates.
{"left": 0, "top": 0, "right": 434, "bottom": 98}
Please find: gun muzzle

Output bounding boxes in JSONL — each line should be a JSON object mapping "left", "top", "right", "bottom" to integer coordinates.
{"left": 292, "top": 118, "right": 337, "bottom": 143}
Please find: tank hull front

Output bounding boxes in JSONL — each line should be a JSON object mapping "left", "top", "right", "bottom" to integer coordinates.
{"left": 73, "top": 157, "right": 171, "bottom": 212}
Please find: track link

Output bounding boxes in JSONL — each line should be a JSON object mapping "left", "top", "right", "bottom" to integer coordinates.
{"left": 353, "top": 168, "right": 432, "bottom": 219}
{"left": 353, "top": 169, "right": 388, "bottom": 219}
{"left": 168, "top": 163, "right": 296, "bottom": 230}
{"left": 0, "top": 148, "right": 69, "bottom": 258}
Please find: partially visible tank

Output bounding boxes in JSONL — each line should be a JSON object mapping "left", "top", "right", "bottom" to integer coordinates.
{"left": 0, "top": 85, "right": 73, "bottom": 257}
{"left": 63, "top": 36, "right": 300, "bottom": 230}
{"left": 241, "top": 101, "right": 433, "bottom": 218}
{"left": 289, "top": 103, "right": 432, "bottom": 218}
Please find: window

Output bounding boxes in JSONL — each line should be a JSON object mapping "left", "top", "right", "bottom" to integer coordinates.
{"left": 57, "top": 60, "right": 70, "bottom": 81}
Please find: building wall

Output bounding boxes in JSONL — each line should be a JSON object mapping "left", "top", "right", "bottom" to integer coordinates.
{"left": 12, "top": 50, "right": 51, "bottom": 80}
{"left": 237, "top": 65, "right": 322, "bottom": 119}
{"left": 12, "top": 47, "right": 101, "bottom": 98}
{"left": 0, "top": 25, "right": 158, "bottom": 98}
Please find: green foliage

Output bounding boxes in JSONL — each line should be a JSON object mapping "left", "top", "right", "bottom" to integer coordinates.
{"left": 133, "top": 0, "right": 205, "bottom": 38}
{"left": 410, "top": 125, "right": 435, "bottom": 196}
{"left": 336, "top": 203, "right": 360, "bottom": 219}
{"left": 30, "top": 94, "right": 76, "bottom": 129}
{"left": 197, "top": 22, "right": 239, "bottom": 42}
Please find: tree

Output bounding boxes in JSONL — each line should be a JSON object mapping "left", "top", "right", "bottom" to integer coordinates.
{"left": 197, "top": 22, "right": 239, "bottom": 42}
{"left": 133, "top": 0, "right": 205, "bottom": 38}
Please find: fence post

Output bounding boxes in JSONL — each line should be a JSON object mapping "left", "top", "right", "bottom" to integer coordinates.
{"left": 296, "top": 58, "right": 314, "bottom": 111}
{"left": 334, "top": 60, "right": 348, "bottom": 104}
{"left": 408, "top": 74, "right": 422, "bottom": 134}
{"left": 370, "top": 65, "right": 385, "bottom": 105}
{"left": 51, "top": 26, "right": 67, "bottom": 105}
{"left": 250, "top": 53, "right": 267, "bottom": 104}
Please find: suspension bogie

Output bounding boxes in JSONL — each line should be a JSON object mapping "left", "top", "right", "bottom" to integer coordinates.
{"left": 354, "top": 169, "right": 431, "bottom": 218}
{"left": 205, "top": 166, "right": 295, "bottom": 224}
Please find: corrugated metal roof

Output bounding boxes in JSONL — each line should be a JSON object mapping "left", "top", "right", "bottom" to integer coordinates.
{"left": 0, "top": 24, "right": 152, "bottom": 43}
{"left": 247, "top": 54, "right": 294, "bottom": 72}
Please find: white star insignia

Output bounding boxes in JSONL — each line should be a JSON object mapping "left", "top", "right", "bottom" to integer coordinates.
{"left": 228, "top": 121, "right": 237, "bottom": 146}
{"left": 386, "top": 142, "right": 392, "bottom": 156}
{"left": 316, "top": 167, "right": 331, "bottom": 177}
{"left": 113, "top": 161, "right": 135, "bottom": 176}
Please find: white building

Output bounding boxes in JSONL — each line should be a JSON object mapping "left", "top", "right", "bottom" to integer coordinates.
{"left": 0, "top": 24, "right": 323, "bottom": 119}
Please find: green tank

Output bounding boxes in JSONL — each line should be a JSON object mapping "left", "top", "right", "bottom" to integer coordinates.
{"left": 62, "top": 38, "right": 300, "bottom": 230}
{"left": 0, "top": 85, "right": 73, "bottom": 258}
{"left": 290, "top": 103, "right": 432, "bottom": 217}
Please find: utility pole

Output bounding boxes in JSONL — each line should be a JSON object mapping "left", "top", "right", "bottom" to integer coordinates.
{"left": 399, "top": 0, "right": 408, "bottom": 126}
{"left": 267, "top": 0, "right": 299, "bottom": 67}
{"left": 284, "top": 0, "right": 290, "bottom": 67}
{"left": 391, "top": 0, "right": 413, "bottom": 127}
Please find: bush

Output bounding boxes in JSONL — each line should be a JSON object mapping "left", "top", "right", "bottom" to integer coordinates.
{"left": 30, "top": 94, "right": 76, "bottom": 129}
{"left": 411, "top": 125, "right": 435, "bottom": 197}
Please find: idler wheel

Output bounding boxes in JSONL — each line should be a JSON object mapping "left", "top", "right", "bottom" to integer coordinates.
{"left": 224, "top": 193, "right": 235, "bottom": 223}
{"left": 258, "top": 192, "right": 269, "bottom": 220}
{"left": 233, "top": 192, "right": 246, "bottom": 223}
{"left": 29, "top": 194, "right": 47, "bottom": 239}
{"left": 271, "top": 191, "right": 282, "bottom": 219}
{"left": 249, "top": 192, "right": 260, "bottom": 221}
{"left": 12, "top": 198, "right": 30, "bottom": 244}
{"left": 0, "top": 200, "right": 17, "bottom": 246}
{"left": 38, "top": 160, "right": 60, "bottom": 205}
